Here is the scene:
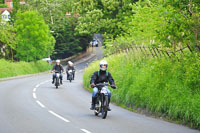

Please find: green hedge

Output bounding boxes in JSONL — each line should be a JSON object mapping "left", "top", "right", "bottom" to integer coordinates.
{"left": 0, "top": 59, "right": 52, "bottom": 78}
{"left": 83, "top": 51, "right": 200, "bottom": 128}
{"left": 0, "top": 4, "right": 8, "bottom": 8}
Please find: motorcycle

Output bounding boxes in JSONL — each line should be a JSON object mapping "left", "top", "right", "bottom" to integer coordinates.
{"left": 67, "top": 70, "right": 74, "bottom": 82}
{"left": 94, "top": 83, "right": 110, "bottom": 119}
{"left": 54, "top": 72, "right": 61, "bottom": 89}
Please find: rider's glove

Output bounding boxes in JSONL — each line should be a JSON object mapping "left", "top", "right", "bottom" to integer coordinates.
{"left": 111, "top": 85, "right": 117, "bottom": 89}
{"left": 90, "top": 83, "right": 95, "bottom": 88}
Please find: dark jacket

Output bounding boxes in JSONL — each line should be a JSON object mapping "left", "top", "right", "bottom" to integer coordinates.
{"left": 90, "top": 70, "right": 115, "bottom": 85}
{"left": 66, "top": 65, "right": 75, "bottom": 72}
{"left": 52, "top": 64, "right": 64, "bottom": 73}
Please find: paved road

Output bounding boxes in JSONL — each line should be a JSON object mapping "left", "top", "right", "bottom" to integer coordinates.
{"left": 0, "top": 46, "right": 199, "bottom": 133}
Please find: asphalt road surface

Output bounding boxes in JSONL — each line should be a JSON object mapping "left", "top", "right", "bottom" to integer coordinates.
{"left": 0, "top": 46, "right": 199, "bottom": 133}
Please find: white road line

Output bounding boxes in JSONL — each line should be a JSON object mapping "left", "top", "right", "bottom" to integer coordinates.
{"left": 81, "top": 129, "right": 92, "bottom": 133}
{"left": 48, "top": 110, "right": 70, "bottom": 123}
{"left": 33, "top": 88, "right": 37, "bottom": 92}
{"left": 36, "top": 84, "right": 39, "bottom": 88}
{"left": 33, "top": 93, "right": 37, "bottom": 99}
{"left": 36, "top": 100, "right": 45, "bottom": 108}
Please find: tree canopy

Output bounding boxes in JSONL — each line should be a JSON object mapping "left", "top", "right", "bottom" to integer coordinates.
{"left": 15, "top": 11, "right": 55, "bottom": 61}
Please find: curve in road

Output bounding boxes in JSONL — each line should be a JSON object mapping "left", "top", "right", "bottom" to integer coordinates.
{"left": 0, "top": 47, "right": 199, "bottom": 133}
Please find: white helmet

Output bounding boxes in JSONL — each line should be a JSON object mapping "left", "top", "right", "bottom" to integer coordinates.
{"left": 56, "top": 60, "right": 60, "bottom": 63}
{"left": 68, "top": 61, "right": 73, "bottom": 65}
{"left": 99, "top": 60, "right": 108, "bottom": 71}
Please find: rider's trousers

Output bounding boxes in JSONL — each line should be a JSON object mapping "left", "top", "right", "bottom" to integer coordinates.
{"left": 92, "top": 87, "right": 111, "bottom": 98}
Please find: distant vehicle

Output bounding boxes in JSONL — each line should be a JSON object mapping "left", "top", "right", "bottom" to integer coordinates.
{"left": 54, "top": 71, "right": 61, "bottom": 89}
{"left": 91, "top": 39, "right": 98, "bottom": 47}
{"left": 67, "top": 70, "right": 74, "bottom": 82}
{"left": 42, "top": 58, "right": 51, "bottom": 61}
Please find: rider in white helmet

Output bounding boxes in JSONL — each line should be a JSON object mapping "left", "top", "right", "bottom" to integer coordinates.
{"left": 51, "top": 59, "right": 64, "bottom": 84}
{"left": 66, "top": 61, "right": 75, "bottom": 80}
{"left": 90, "top": 60, "right": 116, "bottom": 111}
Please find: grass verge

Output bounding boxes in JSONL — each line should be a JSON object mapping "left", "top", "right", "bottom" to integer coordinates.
{"left": 83, "top": 51, "right": 200, "bottom": 129}
{"left": 0, "top": 59, "right": 52, "bottom": 78}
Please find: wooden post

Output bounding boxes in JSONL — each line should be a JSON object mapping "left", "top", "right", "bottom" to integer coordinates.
{"left": 143, "top": 46, "right": 149, "bottom": 57}
{"left": 156, "top": 48, "right": 162, "bottom": 57}
{"left": 166, "top": 51, "right": 170, "bottom": 58}
{"left": 161, "top": 50, "right": 166, "bottom": 57}
{"left": 180, "top": 48, "right": 184, "bottom": 54}
{"left": 187, "top": 44, "right": 193, "bottom": 53}
{"left": 134, "top": 45, "right": 138, "bottom": 51}
{"left": 139, "top": 46, "right": 146, "bottom": 57}
{"left": 152, "top": 47, "right": 158, "bottom": 57}
{"left": 148, "top": 47, "right": 155, "bottom": 58}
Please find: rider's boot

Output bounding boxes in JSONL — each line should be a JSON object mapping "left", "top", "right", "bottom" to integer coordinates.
{"left": 90, "top": 97, "right": 96, "bottom": 110}
{"left": 107, "top": 98, "right": 111, "bottom": 111}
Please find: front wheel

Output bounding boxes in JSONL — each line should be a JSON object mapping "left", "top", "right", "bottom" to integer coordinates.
{"left": 102, "top": 95, "right": 108, "bottom": 119}
{"left": 95, "top": 111, "right": 99, "bottom": 116}
{"left": 102, "top": 108, "right": 107, "bottom": 119}
{"left": 55, "top": 77, "right": 59, "bottom": 89}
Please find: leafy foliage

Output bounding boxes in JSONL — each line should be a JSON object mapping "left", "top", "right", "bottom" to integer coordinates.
{"left": 15, "top": 11, "right": 55, "bottom": 61}
{"left": 0, "top": 4, "right": 8, "bottom": 8}
{"left": 24, "top": 0, "right": 92, "bottom": 59}
{"left": 74, "top": 0, "right": 136, "bottom": 38}
{"left": 0, "top": 0, "right": 4, "bottom": 4}
{"left": 0, "top": 21, "right": 17, "bottom": 60}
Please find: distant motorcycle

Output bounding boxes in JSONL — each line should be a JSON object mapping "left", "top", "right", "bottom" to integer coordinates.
{"left": 94, "top": 83, "right": 110, "bottom": 119}
{"left": 67, "top": 70, "right": 74, "bottom": 82}
{"left": 54, "top": 72, "right": 61, "bottom": 89}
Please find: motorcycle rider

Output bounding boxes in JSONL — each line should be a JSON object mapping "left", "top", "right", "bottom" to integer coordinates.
{"left": 51, "top": 60, "right": 64, "bottom": 84}
{"left": 66, "top": 61, "right": 75, "bottom": 80}
{"left": 90, "top": 60, "right": 116, "bottom": 111}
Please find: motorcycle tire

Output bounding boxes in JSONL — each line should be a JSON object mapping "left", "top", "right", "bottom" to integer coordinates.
{"left": 102, "top": 95, "right": 108, "bottom": 119}
{"left": 55, "top": 78, "right": 59, "bottom": 89}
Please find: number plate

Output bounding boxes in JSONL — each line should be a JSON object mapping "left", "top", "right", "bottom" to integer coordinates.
{"left": 56, "top": 73, "right": 60, "bottom": 77}
{"left": 101, "top": 87, "right": 108, "bottom": 94}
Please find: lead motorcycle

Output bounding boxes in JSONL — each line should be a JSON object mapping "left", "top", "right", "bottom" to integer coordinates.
{"left": 94, "top": 83, "right": 110, "bottom": 119}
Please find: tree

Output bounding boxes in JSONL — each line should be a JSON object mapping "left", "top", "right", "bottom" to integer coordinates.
{"left": 74, "top": 0, "right": 137, "bottom": 39}
{"left": 15, "top": 11, "right": 55, "bottom": 61}
{"left": 23, "top": 0, "right": 92, "bottom": 59}
{"left": 0, "top": 21, "right": 17, "bottom": 61}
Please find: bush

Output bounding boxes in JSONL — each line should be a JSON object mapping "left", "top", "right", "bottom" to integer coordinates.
{"left": 0, "top": 4, "right": 8, "bottom": 8}
{"left": 0, "top": 59, "right": 52, "bottom": 78}
{"left": 83, "top": 51, "right": 200, "bottom": 128}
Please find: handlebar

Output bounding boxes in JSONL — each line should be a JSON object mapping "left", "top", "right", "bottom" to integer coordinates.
{"left": 95, "top": 83, "right": 110, "bottom": 87}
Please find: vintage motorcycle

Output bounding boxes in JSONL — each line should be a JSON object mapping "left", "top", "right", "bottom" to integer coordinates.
{"left": 94, "top": 83, "right": 110, "bottom": 119}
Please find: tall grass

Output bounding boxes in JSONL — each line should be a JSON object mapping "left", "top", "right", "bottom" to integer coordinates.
{"left": 83, "top": 51, "right": 200, "bottom": 128}
{"left": 0, "top": 59, "right": 52, "bottom": 78}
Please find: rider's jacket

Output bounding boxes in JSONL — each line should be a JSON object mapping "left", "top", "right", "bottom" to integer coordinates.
{"left": 66, "top": 65, "right": 75, "bottom": 72}
{"left": 90, "top": 70, "right": 115, "bottom": 85}
{"left": 52, "top": 64, "right": 64, "bottom": 73}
